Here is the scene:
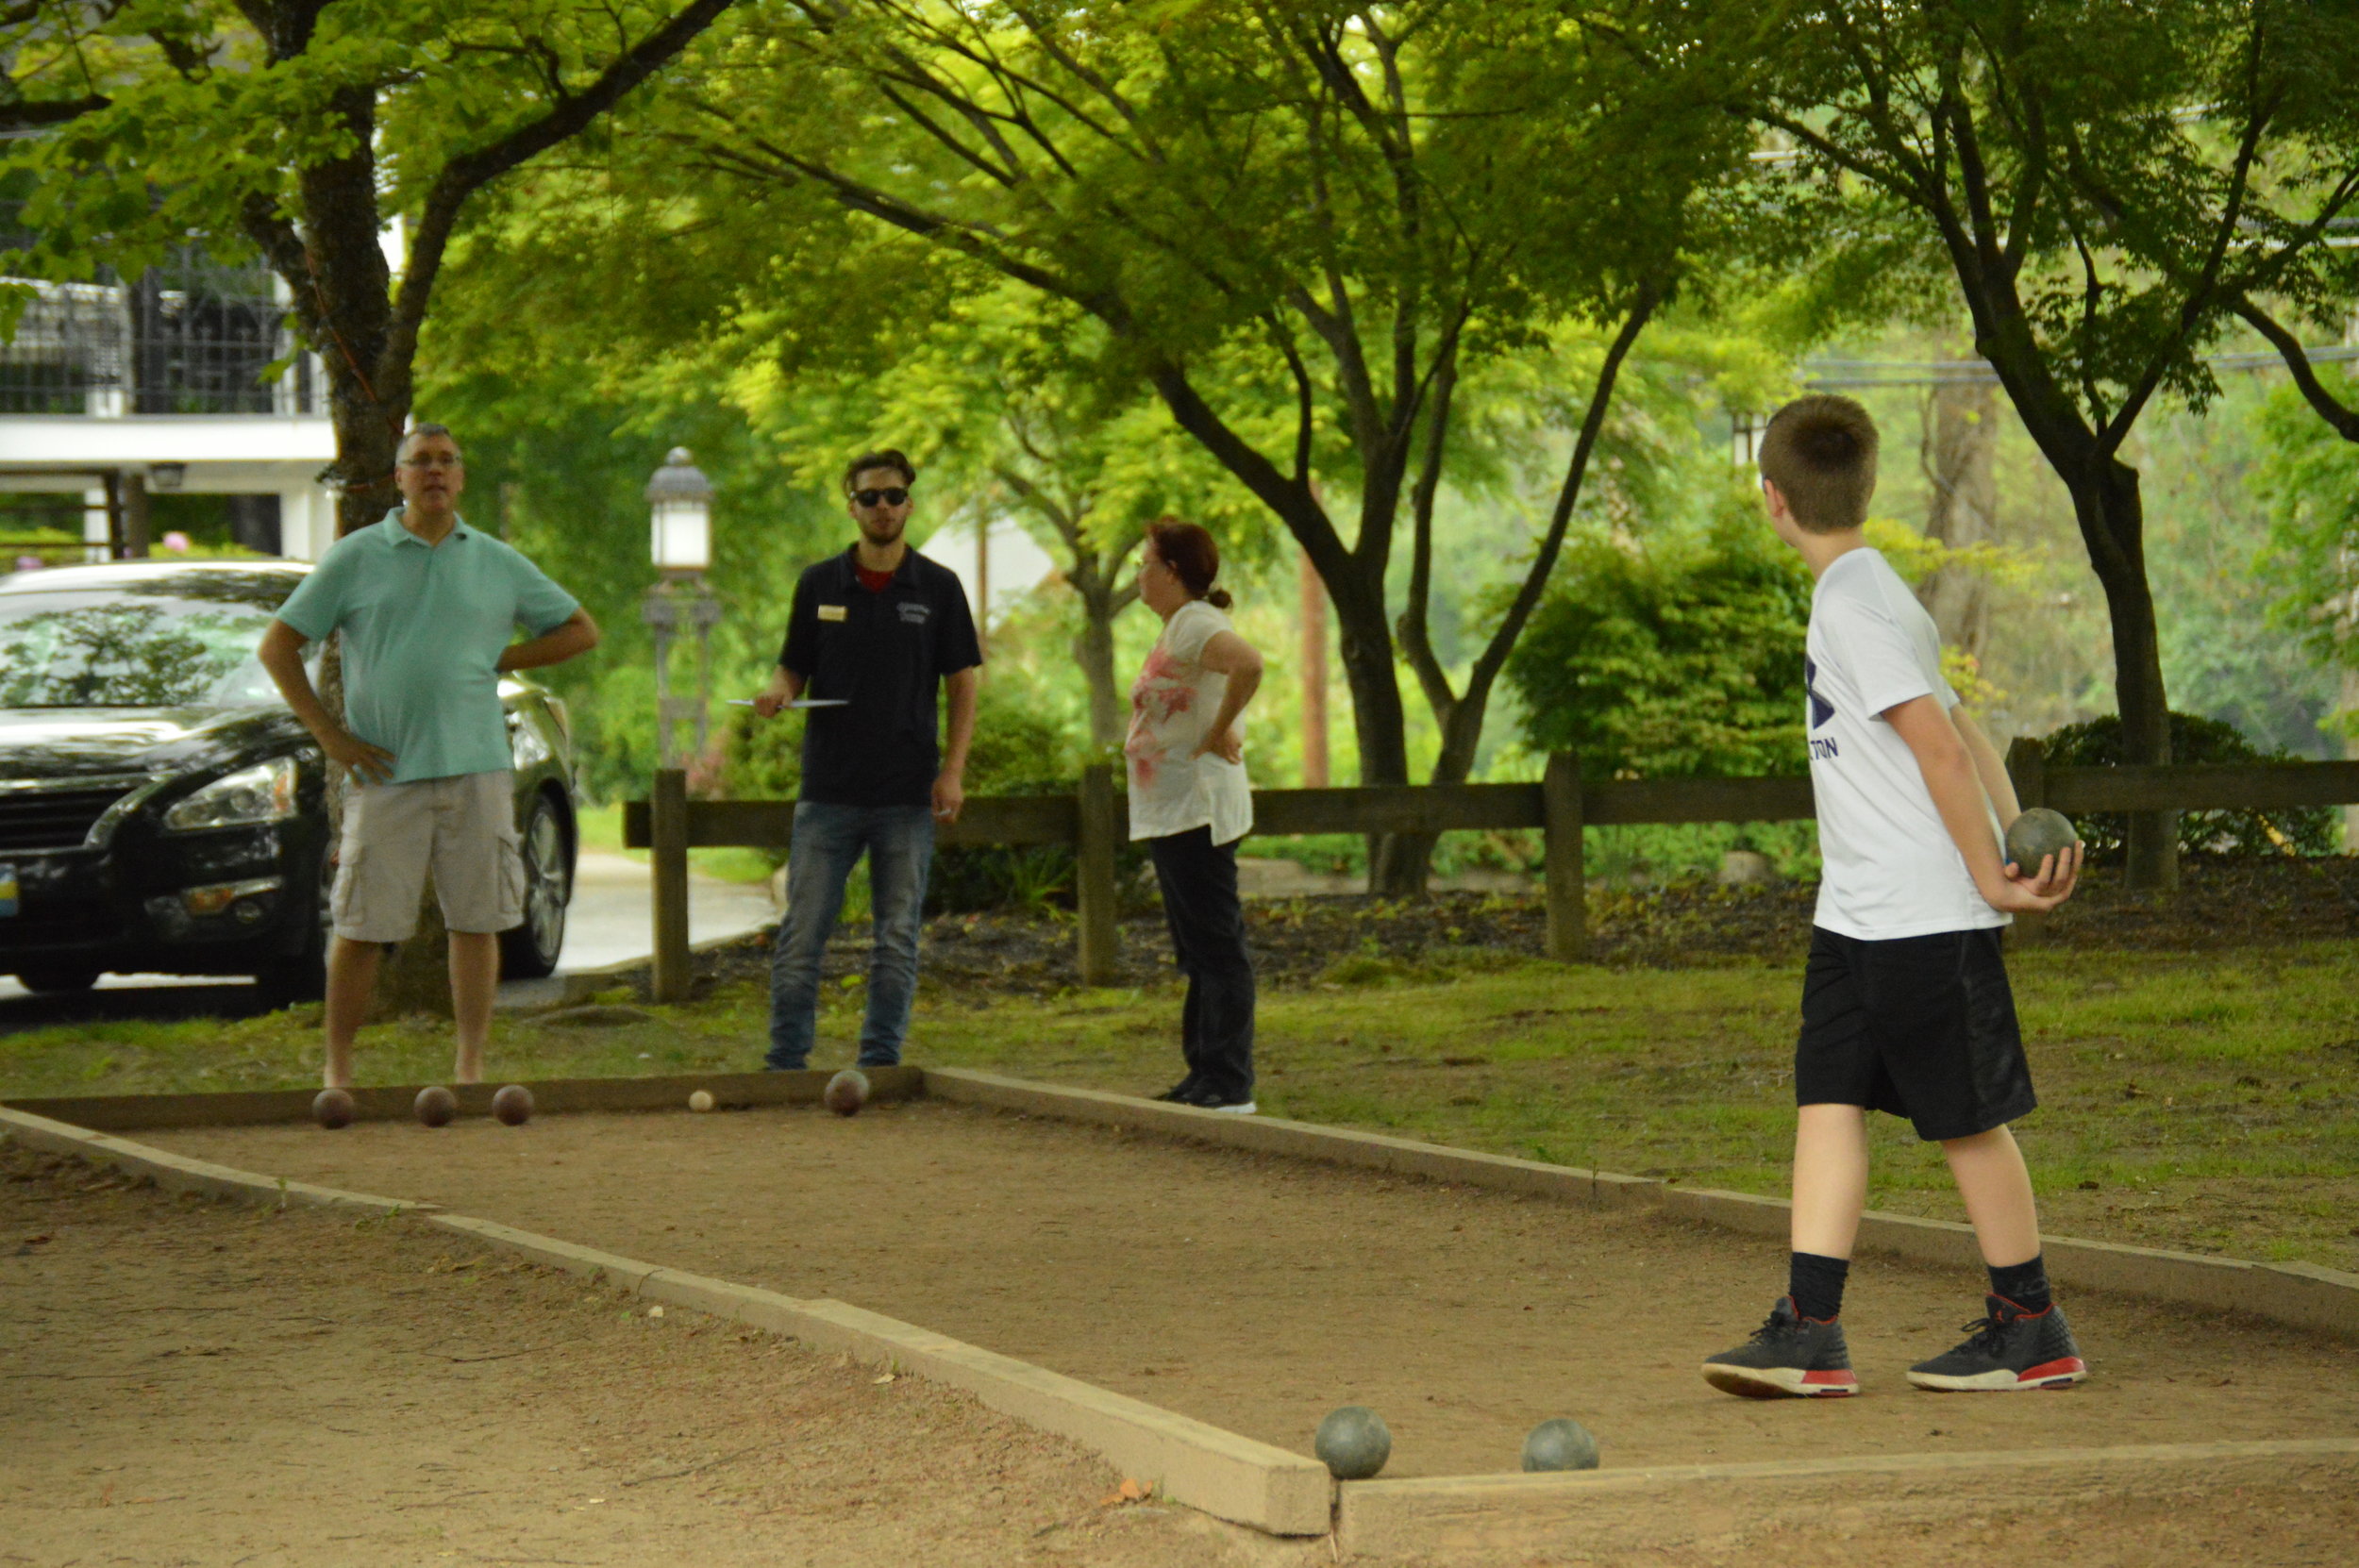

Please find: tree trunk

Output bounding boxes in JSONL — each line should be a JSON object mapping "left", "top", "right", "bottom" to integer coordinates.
{"left": 1918, "top": 376, "right": 1998, "bottom": 661}
{"left": 291, "top": 126, "right": 453, "bottom": 1015}
{"left": 1298, "top": 551, "right": 1330, "bottom": 787}
{"left": 1979, "top": 310, "right": 2179, "bottom": 892}
{"left": 2068, "top": 459, "right": 2177, "bottom": 890}
{"left": 1074, "top": 581, "right": 1124, "bottom": 749}
{"left": 1331, "top": 560, "right": 1418, "bottom": 894}
{"left": 1139, "top": 365, "right": 1422, "bottom": 890}
{"left": 2343, "top": 666, "right": 2359, "bottom": 854}
{"left": 297, "top": 87, "right": 406, "bottom": 534}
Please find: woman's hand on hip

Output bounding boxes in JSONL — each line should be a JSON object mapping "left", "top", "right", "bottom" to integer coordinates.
{"left": 1192, "top": 727, "right": 1243, "bottom": 764}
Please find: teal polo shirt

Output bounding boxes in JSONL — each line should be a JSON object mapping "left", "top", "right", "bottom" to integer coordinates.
{"left": 275, "top": 511, "right": 580, "bottom": 783}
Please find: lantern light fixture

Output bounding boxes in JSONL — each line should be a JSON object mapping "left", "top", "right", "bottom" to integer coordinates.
{"left": 646, "top": 446, "right": 713, "bottom": 575}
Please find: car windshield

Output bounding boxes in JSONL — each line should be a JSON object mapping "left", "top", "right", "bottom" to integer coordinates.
{"left": 0, "top": 591, "right": 286, "bottom": 708}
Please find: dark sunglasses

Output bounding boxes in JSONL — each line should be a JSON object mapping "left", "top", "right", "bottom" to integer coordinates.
{"left": 852, "top": 487, "right": 911, "bottom": 508}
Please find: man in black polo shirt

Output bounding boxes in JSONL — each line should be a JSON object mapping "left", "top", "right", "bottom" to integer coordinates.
{"left": 751, "top": 449, "right": 980, "bottom": 1070}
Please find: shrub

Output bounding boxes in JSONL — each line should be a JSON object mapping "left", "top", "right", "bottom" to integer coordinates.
{"left": 1505, "top": 515, "right": 1813, "bottom": 780}
{"left": 2037, "top": 712, "right": 2339, "bottom": 860}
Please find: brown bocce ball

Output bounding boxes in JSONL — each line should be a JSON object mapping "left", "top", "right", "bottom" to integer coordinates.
{"left": 492, "top": 1084, "right": 534, "bottom": 1126}
{"left": 823, "top": 1068, "right": 870, "bottom": 1117}
{"left": 413, "top": 1084, "right": 458, "bottom": 1128}
{"left": 311, "top": 1087, "right": 355, "bottom": 1130}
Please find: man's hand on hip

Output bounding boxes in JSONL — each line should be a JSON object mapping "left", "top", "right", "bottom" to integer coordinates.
{"left": 932, "top": 770, "right": 965, "bottom": 824}
{"left": 322, "top": 727, "right": 396, "bottom": 785}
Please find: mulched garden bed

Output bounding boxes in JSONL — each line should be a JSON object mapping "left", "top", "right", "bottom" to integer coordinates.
{"left": 679, "top": 853, "right": 2359, "bottom": 999}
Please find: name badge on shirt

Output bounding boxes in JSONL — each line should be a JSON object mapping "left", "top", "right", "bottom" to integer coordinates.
{"left": 817, "top": 604, "right": 847, "bottom": 623}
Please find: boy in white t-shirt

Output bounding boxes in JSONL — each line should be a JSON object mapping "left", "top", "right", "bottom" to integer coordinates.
{"left": 1702, "top": 395, "right": 2088, "bottom": 1400}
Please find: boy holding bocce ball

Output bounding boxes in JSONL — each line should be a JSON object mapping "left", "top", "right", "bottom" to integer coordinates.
{"left": 1702, "top": 395, "right": 2086, "bottom": 1399}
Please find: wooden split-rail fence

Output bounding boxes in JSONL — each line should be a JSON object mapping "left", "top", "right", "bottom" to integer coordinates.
{"left": 626, "top": 742, "right": 2359, "bottom": 1002}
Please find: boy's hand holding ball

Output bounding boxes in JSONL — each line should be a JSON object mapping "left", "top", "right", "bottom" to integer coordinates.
{"left": 1991, "top": 808, "right": 2083, "bottom": 912}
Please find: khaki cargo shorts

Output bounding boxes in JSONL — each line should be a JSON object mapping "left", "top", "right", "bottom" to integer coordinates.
{"left": 332, "top": 770, "right": 523, "bottom": 942}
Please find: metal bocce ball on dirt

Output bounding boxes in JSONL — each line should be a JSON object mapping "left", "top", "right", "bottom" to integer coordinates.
{"left": 824, "top": 1069, "right": 870, "bottom": 1117}
{"left": 1521, "top": 1418, "right": 1601, "bottom": 1472}
{"left": 1314, "top": 1405, "right": 1391, "bottom": 1480}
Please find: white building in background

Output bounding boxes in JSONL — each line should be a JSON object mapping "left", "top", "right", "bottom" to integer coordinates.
{"left": 0, "top": 253, "right": 338, "bottom": 562}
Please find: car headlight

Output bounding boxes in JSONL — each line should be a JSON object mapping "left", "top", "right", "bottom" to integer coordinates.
{"left": 162, "top": 757, "right": 300, "bottom": 831}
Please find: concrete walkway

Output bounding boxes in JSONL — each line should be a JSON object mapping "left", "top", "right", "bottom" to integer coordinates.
{"left": 549, "top": 850, "right": 777, "bottom": 974}
{"left": 0, "top": 850, "right": 778, "bottom": 1016}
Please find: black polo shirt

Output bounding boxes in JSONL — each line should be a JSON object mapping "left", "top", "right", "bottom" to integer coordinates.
{"left": 778, "top": 546, "right": 981, "bottom": 807}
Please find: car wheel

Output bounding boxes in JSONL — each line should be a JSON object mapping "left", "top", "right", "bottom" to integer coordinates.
{"left": 14, "top": 965, "right": 101, "bottom": 993}
{"left": 499, "top": 794, "right": 570, "bottom": 979}
{"left": 257, "top": 842, "right": 334, "bottom": 1004}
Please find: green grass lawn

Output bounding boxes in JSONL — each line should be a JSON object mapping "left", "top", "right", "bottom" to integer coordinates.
{"left": 5, "top": 944, "right": 2354, "bottom": 1273}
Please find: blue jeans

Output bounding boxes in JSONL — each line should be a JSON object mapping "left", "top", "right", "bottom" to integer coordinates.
{"left": 766, "top": 802, "right": 935, "bottom": 1070}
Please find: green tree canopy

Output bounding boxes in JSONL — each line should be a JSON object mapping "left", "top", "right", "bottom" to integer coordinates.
{"left": 1718, "top": 0, "right": 2359, "bottom": 886}
{"left": 2, "top": 0, "right": 737, "bottom": 529}
{"left": 607, "top": 0, "right": 1749, "bottom": 891}
{"left": 737, "top": 277, "right": 1270, "bottom": 746}
{"left": 2253, "top": 367, "right": 2359, "bottom": 725}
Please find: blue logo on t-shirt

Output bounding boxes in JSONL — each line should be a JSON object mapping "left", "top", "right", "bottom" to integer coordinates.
{"left": 1805, "top": 656, "right": 1835, "bottom": 729}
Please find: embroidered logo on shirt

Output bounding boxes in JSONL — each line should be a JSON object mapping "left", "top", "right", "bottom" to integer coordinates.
{"left": 896, "top": 602, "right": 931, "bottom": 625}
{"left": 1805, "top": 656, "right": 1835, "bottom": 729}
{"left": 817, "top": 604, "right": 847, "bottom": 623}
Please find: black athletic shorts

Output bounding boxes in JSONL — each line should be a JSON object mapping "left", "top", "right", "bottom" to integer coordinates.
{"left": 1795, "top": 926, "right": 2036, "bottom": 1142}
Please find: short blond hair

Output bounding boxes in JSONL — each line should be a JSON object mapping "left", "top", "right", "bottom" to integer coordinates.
{"left": 1759, "top": 395, "right": 1877, "bottom": 532}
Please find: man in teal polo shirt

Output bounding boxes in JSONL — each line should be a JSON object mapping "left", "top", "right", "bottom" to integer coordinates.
{"left": 259, "top": 424, "right": 598, "bottom": 1088}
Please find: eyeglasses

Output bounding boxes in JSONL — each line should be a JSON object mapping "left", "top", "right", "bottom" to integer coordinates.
{"left": 401, "top": 453, "right": 461, "bottom": 470}
{"left": 852, "top": 487, "right": 911, "bottom": 508}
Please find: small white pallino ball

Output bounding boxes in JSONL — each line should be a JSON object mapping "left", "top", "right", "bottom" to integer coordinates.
{"left": 688, "top": 1090, "right": 716, "bottom": 1113}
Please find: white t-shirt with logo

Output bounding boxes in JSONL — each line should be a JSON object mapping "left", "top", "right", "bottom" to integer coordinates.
{"left": 1806, "top": 547, "right": 2007, "bottom": 940}
{"left": 1126, "top": 599, "right": 1253, "bottom": 844}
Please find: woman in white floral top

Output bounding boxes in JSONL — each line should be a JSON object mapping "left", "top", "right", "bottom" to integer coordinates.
{"left": 1127, "top": 521, "right": 1265, "bottom": 1112}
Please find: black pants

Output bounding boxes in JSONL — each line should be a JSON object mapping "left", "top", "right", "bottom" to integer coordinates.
{"left": 1147, "top": 826, "right": 1256, "bottom": 1100}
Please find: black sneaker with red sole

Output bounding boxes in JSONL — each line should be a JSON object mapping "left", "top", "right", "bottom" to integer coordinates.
{"left": 1906, "top": 1294, "right": 2088, "bottom": 1392}
{"left": 1701, "top": 1295, "right": 1859, "bottom": 1399}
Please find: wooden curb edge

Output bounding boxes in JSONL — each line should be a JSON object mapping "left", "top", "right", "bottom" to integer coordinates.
{"left": 0, "top": 1106, "right": 426, "bottom": 1215}
{"left": 10, "top": 1095, "right": 2354, "bottom": 1546}
{"left": 1333, "top": 1437, "right": 2359, "bottom": 1558}
{"left": 1, "top": 1066, "right": 927, "bottom": 1133}
{"left": 421, "top": 1213, "right": 1333, "bottom": 1535}
{"left": 920, "top": 1068, "right": 2359, "bottom": 1340}
{"left": 0, "top": 1106, "right": 1330, "bottom": 1537}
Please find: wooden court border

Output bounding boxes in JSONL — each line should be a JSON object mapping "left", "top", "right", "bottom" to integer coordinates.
{"left": 921, "top": 1068, "right": 2359, "bottom": 1341}
{"left": 0, "top": 1097, "right": 1328, "bottom": 1535}
{"left": 8, "top": 1076, "right": 2359, "bottom": 1554}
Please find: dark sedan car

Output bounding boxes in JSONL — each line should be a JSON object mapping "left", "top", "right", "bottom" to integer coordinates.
{"left": 0, "top": 559, "right": 577, "bottom": 996}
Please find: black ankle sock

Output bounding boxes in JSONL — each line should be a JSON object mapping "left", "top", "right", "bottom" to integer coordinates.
{"left": 1788, "top": 1252, "right": 1849, "bottom": 1322}
{"left": 1988, "top": 1255, "right": 2052, "bottom": 1313}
